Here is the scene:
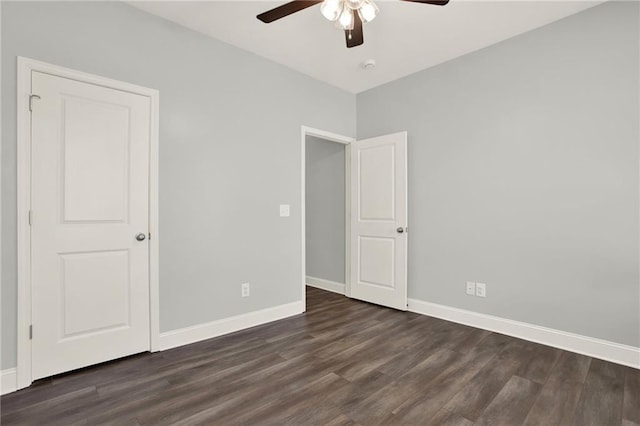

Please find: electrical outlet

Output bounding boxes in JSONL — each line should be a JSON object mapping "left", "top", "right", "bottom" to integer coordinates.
{"left": 466, "top": 281, "right": 476, "bottom": 296}
{"left": 279, "top": 204, "right": 290, "bottom": 217}
{"left": 241, "top": 283, "right": 250, "bottom": 298}
{"left": 476, "top": 282, "right": 486, "bottom": 298}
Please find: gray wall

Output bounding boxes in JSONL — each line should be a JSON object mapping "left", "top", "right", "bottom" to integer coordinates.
{"left": 1, "top": 1, "right": 356, "bottom": 369}
{"left": 357, "top": 1, "right": 640, "bottom": 347}
{"left": 305, "top": 136, "right": 346, "bottom": 284}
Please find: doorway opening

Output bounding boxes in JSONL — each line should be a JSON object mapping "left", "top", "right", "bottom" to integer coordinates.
{"left": 301, "top": 127, "right": 409, "bottom": 312}
{"left": 301, "top": 127, "right": 353, "bottom": 309}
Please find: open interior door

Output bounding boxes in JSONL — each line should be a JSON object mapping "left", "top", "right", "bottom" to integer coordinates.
{"left": 350, "top": 132, "right": 407, "bottom": 310}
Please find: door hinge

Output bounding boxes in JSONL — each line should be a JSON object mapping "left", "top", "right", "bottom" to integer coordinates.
{"left": 29, "top": 325, "right": 33, "bottom": 340}
{"left": 28, "top": 210, "right": 32, "bottom": 226}
{"left": 29, "top": 94, "right": 41, "bottom": 112}
{"left": 148, "top": 232, "right": 151, "bottom": 241}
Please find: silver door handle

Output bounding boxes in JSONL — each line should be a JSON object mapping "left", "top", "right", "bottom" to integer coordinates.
{"left": 135, "top": 233, "right": 146, "bottom": 241}
{"left": 397, "top": 227, "right": 405, "bottom": 234}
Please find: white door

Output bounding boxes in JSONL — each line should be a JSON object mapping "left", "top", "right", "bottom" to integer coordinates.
{"left": 31, "top": 71, "right": 151, "bottom": 380}
{"left": 350, "top": 132, "right": 407, "bottom": 310}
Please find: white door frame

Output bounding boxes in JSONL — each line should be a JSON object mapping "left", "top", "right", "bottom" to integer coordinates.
{"left": 16, "top": 57, "right": 160, "bottom": 390}
{"left": 301, "top": 126, "right": 355, "bottom": 310}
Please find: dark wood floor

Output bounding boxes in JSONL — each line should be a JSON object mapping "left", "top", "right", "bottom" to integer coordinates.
{"left": 2, "top": 286, "right": 639, "bottom": 425}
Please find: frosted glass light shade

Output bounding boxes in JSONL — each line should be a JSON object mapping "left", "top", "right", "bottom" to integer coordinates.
{"left": 321, "top": 0, "right": 343, "bottom": 21}
{"left": 358, "top": 0, "right": 379, "bottom": 23}
{"left": 336, "top": 5, "right": 355, "bottom": 30}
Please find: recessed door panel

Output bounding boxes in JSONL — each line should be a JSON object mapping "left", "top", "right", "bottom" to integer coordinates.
{"left": 359, "top": 236, "right": 395, "bottom": 288}
{"left": 359, "top": 144, "right": 395, "bottom": 221}
{"left": 63, "top": 97, "right": 130, "bottom": 223}
{"left": 61, "top": 250, "right": 130, "bottom": 338}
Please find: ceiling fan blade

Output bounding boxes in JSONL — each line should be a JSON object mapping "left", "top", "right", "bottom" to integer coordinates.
{"left": 400, "top": 0, "right": 450, "bottom": 5}
{"left": 345, "top": 13, "right": 364, "bottom": 48}
{"left": 257, "top": 1, "right": 323, "bottom": 23}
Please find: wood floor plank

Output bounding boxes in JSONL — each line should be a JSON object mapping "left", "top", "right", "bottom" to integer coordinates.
{"left": 327, "top": 370, "right": 395, "bottom": 411}
{"left": 393, "top": 339, "right": 510, "bottom": 423}
{"left": 1, "top": 286, "right": 635, "bottom": 426}
{"left": 324, "top": 414, "right": 361, "bottom": 426}
{"left": 474, "top": 375, "right": 541, "bottom": 426}
{"left": 339, "top": 378, "right": 423, "bottom": 426}
{"left": 522, "top": 351, "right": 591, "bottom": 426}
{"left": 216, "top": 372, "right": 349, "bottom": 425}
{"left": 574, "top": 358, "right": 627, "bottom": 426}
{"left": 436, "top": 414, "right": 475, "bottom": 426}
{"left": 1, "top": 386, "right": 99, "bottom": 425}
{"left": 623, "top": 366, "right": 640, "bottom": 425}
{"left": 164, "top": 365, "right": 330, "bottom": 426}
{"left": 428, "top": 336, "right": 535, "bottom": 423}
{"left": 516, "top": 342, "right": 562, "bottom": 384}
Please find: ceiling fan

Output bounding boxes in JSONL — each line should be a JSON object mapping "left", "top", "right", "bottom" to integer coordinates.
{"left": 257, "top": 0, "right": 449, "bottom": 48}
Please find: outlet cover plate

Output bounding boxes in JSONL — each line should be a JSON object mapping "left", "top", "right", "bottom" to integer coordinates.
{"left": 476, "top": 282, "right": 486, "bottom": 298}
{"left": 241, "top": 282, "right": 250, "bottom": 297}
{"left": 466, "top": 281, "right": 476, "bottom": 296}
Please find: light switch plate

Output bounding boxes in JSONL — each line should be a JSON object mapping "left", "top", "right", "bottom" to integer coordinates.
{"left": 279, "top": 204, "right": 290, "bottom": 217}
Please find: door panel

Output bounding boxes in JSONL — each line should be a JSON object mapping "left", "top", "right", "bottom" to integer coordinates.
{"left": 31, "top": 71, "right": 151, "bottom": 379}
{"left": 62, "top": 96, "right": 130, "bottom": 222}
{"left": 60, "top": 250, "right": 130, "bottom": 338}
{"left": 358, "top": 236, "right": 395, "bottom": 288}
{"left": 350, "top": 132, "right": 407, "bottom": 310}
{"left": 359, "top": 144, "right": 395, "bottom": 221}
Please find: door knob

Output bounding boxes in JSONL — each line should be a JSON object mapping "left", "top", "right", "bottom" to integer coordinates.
{"left": 397, "top": 227, "right": 405, "bottom": 234}
{"left": 135, "top": 233, "right": 146, "bottom": 241}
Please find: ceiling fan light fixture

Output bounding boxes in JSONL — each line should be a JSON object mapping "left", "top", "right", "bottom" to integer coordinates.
{"left": 358, "top": 0, "right": 379, "bottom": 23}
{"left": 320, "top": 0, "right": 343, "bottom": 21}
{"left": 336, "top": 5, "right": 355, "bottom": 30}
{"left": 257, "top": 0, "right": 450, "bottom": 48}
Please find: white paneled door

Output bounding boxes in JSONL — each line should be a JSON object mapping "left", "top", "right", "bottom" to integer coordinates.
{"left": 31, "top": 71, "right": 151, "bottom": 380}
{"left": 350, "top": 132, "right": 408, "bottom": 310}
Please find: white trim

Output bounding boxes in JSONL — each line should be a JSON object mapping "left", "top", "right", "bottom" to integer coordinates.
{"left": 1, "top": 369, "right": 17, "bottom": 395}
{"left": 344, "top": 143, "right": 352, "bottom": 298}
{"left": 408, "top": 298, "right": 640, "bottom": 369}
{"left": 306, "top": 276, "right": 346, "bottom": 295}
{"left": 148, "top": 87, "right": 161, "bottom": 353}
{"left": 302, "top": 126, "right": 354, "bottom": 145}
{"left": 16, "top": 56, "right": 32, "bottom": 391}
{"left": 16, "top": 57, "right": 161, "bottom": 390}
{"left": 158, "top": 301, "right": 304, "bottom": 351}
{"left": 301, "top": 126, "right": 354, "bottom": 307}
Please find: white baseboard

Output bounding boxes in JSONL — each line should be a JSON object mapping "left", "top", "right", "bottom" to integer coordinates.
{"left": 306, "top": 276, "right": 345, "bottom": 295}
{"left": 1, "top": 368, "right": 17, "bottom": 395}
{"left": 158, "top": 300, "right": 304, "bottom": 351}
{"left": 408, "top": 299, "right": 640, "bottom": 369}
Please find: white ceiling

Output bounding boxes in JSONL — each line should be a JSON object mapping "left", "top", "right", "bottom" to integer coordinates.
{"left": 129, "top": 0, "right": 603, "bottom": 93}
